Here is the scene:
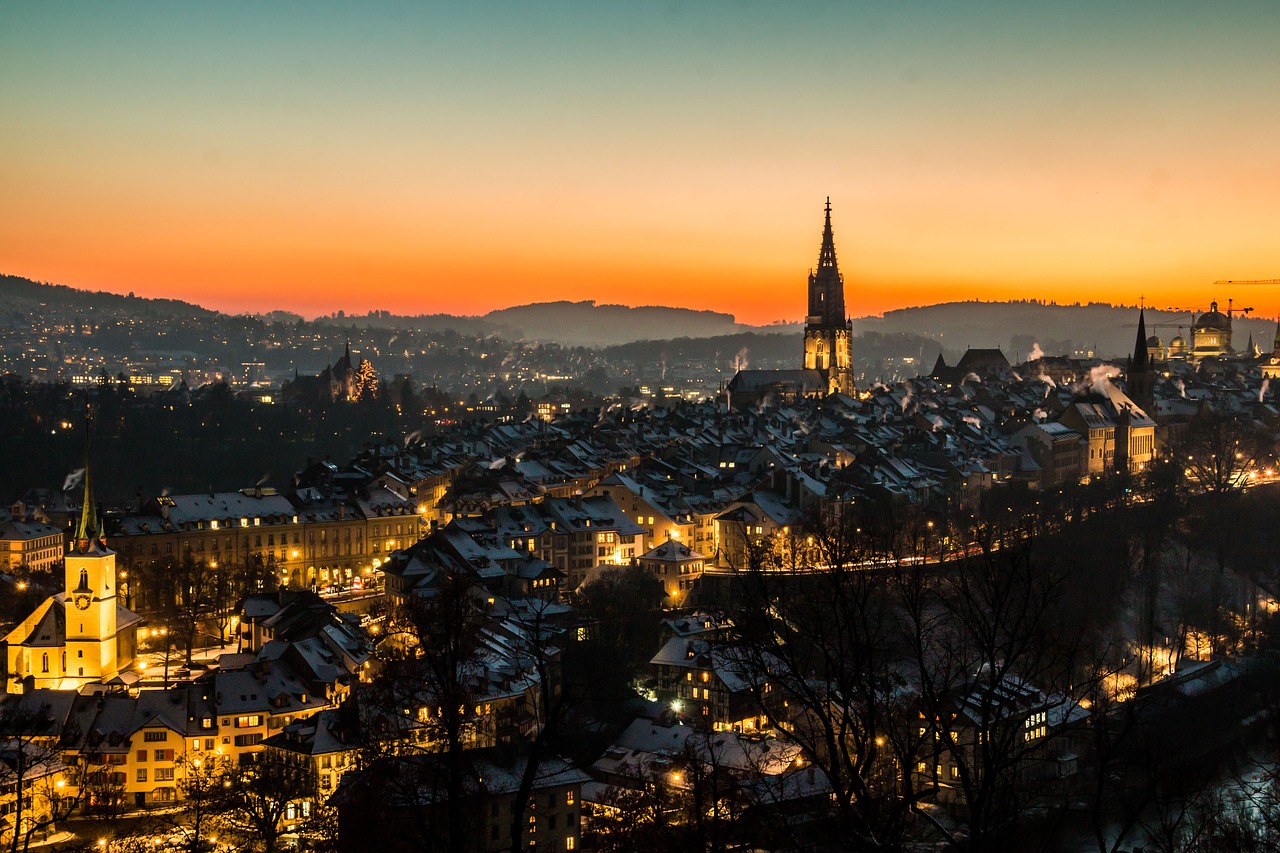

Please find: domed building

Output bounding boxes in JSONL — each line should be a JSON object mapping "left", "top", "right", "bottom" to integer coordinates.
{"left": 1145, "top": 334, "right": 1166, "bottom": 362}
{"left": 1261, "top": 320, "right": 1280, "bottom": 379}
{"left": 1190, "top": 301, "right": 1233, "bottom": 362}
{"left": 1167, "top": 331, "right": 1188, "bottom": 359}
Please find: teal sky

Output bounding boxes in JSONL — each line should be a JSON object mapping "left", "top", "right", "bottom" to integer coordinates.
{"left": 3, "top": 2, "right": 1279, "bottom": 321}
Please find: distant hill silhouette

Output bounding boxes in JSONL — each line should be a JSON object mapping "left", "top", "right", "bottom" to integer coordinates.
{"left": 0, "top": 274, "right": 218, "bottom": 318}
{"left": 858, "top": 300, "right": 1279, "bottom": 362}
{"left": 483, "top": 301, "right": 762, "bottom": 347}
{"left": 3, "top": 275, "right": 1274, "bottom": 358}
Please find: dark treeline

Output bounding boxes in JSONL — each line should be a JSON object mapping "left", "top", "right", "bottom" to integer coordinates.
{"left": 0, "top": 379, "right": 415, "bottom": 500}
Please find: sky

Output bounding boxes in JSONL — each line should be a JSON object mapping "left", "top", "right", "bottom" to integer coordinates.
{"left": 2, "top": 1, "right": 1279, "bottom": 325}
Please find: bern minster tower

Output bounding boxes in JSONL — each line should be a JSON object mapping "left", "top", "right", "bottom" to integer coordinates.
{"left": 802, "top": 198, "right": 855, "bottom": 396}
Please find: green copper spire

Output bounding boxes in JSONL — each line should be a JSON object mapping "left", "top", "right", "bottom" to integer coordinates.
{"left": 74, "top": 406, "right": 103, "bottom": 549}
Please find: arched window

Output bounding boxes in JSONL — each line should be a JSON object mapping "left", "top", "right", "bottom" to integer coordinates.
{"left": 42, "top": 653, "right": 49, "bottom": 673}
{"left": 79, "top": 568, "right": 89, "bottom": 589}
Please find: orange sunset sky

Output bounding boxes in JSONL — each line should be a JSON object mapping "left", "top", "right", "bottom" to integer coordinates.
{"left": 2, "top": 2, "right": 1279, "bottom": 325}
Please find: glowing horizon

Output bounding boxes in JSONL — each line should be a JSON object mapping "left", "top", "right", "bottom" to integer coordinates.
{"left": 3, "top": 2, "right": 1279, "bottom": 326}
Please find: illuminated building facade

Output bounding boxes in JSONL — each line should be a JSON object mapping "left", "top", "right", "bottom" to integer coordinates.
{"left": 0, "top": 507, "right": 63, "bottom": 572}
{"left": 5, "top": 465, "right": 143, "bottom": 693}
{"left": 802, "top": 198, "right": 855, "bottom": 396}
{"left": 106, "top": 487, "right": 421, "bottom": 596}
{"left": 1189, "top": 301, "right": 1234, "bottom": 362}
{"left": 1261, "top": 321, "right": 1280, "bottom": 379}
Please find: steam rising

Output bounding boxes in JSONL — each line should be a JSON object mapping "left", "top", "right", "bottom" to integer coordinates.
{"left": 62, "top": 468, "right": 85, "bottom": 492}
{"left": 1028, "top": 342, "right": 1045, "bottom": 362}
{"left": 1091, "top": 364, "right": 1117, "bottom": 389}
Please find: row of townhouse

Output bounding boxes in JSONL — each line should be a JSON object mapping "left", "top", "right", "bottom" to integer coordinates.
{"left": 103, "top": 486, "right": 420, "bottom": 597}
{"left": 0, "top": 504, "right": 64, "bottom": 572}
{"left": 0, "top": 669, "right": 345, "bottom": 809}
{"left": 0, "top": 590, "right": 371, "bottom": 810}
{"left": 385, "top": 494, "right": 647, "bottom": 601}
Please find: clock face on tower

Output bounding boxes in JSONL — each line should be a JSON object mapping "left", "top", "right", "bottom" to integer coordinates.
{"left": 73, "top": 593, "right": 91, "bottom": 611}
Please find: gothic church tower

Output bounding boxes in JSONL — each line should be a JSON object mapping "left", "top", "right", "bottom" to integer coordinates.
{"left": 802, "top": 199, "right": 855, "bottom": 396}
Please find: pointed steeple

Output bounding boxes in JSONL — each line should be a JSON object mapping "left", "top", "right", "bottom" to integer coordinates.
{"left": 807, "top": 197, "right": 846, "bottom": 326}
{"left": 1131, "top": 307, "right": 1150, "bottom": 370}
{"left": 816, "top": 196, "right": 838, "bottom": 273}
{"left": 74, "top": 411, "right": 103, "bottom": 551}
{"left": 1128, "top": 307, "right": 1155, "bottom": 416}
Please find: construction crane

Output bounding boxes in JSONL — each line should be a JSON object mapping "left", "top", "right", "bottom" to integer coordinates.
{"left": 1213, "top": 279, "right": 1280, "bottom": 287}
{"left": 1121, "top": 308, "right": 1196, "bottom": 330}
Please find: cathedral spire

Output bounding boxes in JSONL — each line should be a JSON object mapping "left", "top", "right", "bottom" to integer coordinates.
{"left": 74, "top": 407, "right": 103, "bottom": 551}
{"left": 807, "top": 198, "right": 846, "bottom": 326}
{"left": 816, "top": 196, "right": 838, "bottom": 273}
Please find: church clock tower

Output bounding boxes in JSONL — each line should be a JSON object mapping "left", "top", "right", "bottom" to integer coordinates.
{"left": 802, "top": 199, "right": 855, "bottom": 396}
{"left": 63, "top": 454, "right": 120, "bottom": 682}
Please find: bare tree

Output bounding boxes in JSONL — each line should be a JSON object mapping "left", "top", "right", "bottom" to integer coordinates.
{"left": 729, "top": 500, "right": 926, "bottom": 851}
{"left": 220, "top": 748, "right": 318, "bottom": 853}
{"left": 0, "top": 733, "right": 76, "bottom": 853}
{"left": 172, "top": 754, "right": 231, "bottom": 853}
{"left": 357, "top": 571, "right": 489, "bottom": 853}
